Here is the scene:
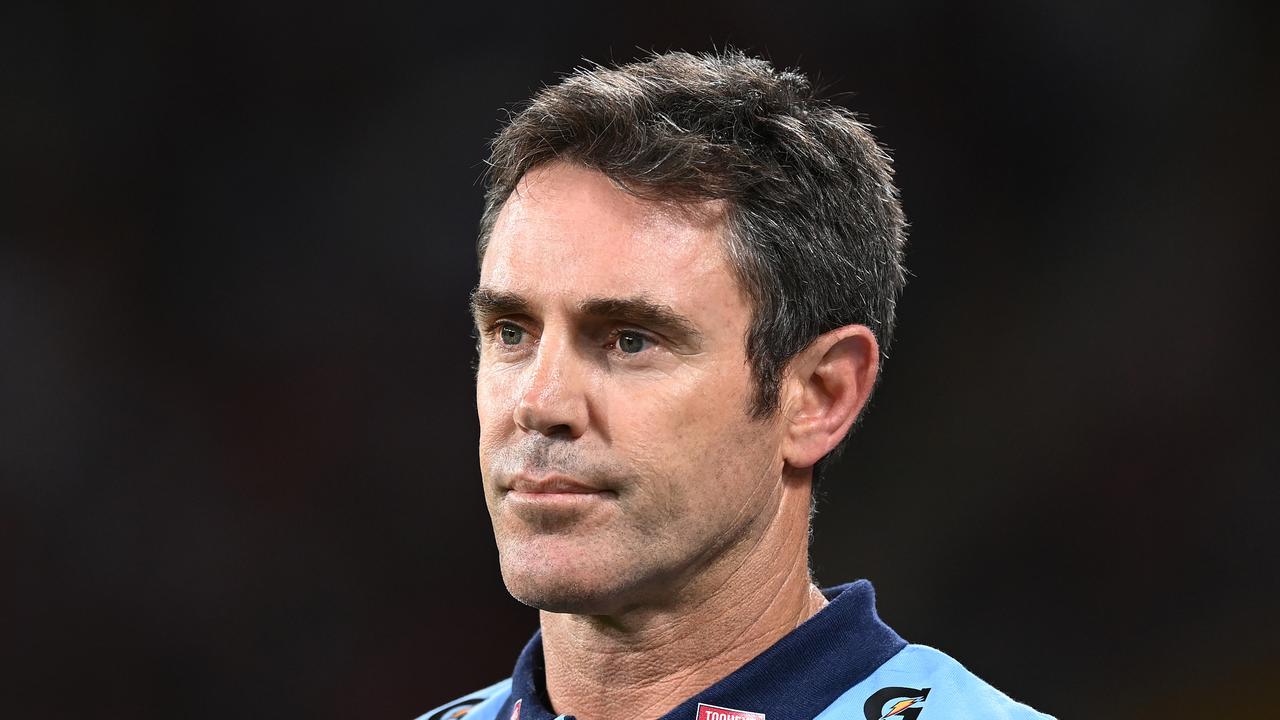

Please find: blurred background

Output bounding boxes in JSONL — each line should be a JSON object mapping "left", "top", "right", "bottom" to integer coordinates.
{"left": 3, "top": 1, "right": 1276, "bottom": 717}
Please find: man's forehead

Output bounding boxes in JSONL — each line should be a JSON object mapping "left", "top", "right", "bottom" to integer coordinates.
{"left": 481, "top": 162, "right": 737, "bottom": 302}
{"left": 501, "top": 161, "right": 728, "bottom": 231}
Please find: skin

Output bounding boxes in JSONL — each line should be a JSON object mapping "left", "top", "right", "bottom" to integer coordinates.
{"left": 474, "top": 161, "right": 879, "bottom": 720}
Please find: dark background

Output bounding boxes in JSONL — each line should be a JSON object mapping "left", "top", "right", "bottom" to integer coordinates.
{"left": 4, "top": 1, "right": 1277, "bottom": 717}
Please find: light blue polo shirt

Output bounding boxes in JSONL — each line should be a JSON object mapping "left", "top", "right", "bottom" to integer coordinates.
{"left": 416, "top": 581, "right": 1053, "bottom": 720}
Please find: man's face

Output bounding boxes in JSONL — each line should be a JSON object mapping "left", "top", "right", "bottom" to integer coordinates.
{"left": 474, "top": 162, "right": 789, "bottom": 615}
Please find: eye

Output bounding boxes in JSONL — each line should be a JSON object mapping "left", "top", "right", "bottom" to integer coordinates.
{"left": 615, "top": 330, "right": 650, "bottom": 354}
{"left": 498, "top": 323, "right": 525, "bottom": 346}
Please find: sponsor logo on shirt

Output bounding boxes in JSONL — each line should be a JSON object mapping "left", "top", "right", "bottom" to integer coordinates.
{"left": 863, "top": 687, "right": 931, "bottom": 720}
{"left": 425, "top": 698, "right": 485, "bottom": 720}
{"left": 695, "top": 702, "right": 765, "bottom": 720}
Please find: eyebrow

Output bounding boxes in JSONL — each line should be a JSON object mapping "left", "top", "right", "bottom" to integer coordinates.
{"left": 469, "top": 286, "right": 704, "bottom": 349}
{"left": 470, "top": 287, "right": 532, "bottom": 324}
{"left": 578, "top": 296, "right": 704, "bottom": 348}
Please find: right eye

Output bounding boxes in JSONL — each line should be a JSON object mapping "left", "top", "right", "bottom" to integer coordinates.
{"left": 498, "top": 323, "right": 525, "bottom": 346}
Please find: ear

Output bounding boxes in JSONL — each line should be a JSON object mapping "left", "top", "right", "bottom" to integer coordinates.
{"left": 780, "top": 325, "right": 880, "bottom": 470}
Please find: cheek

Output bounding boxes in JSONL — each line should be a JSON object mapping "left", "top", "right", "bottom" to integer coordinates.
{"left": 688, "top": 373, "right": 779, "bottom": 479}
{"left": 476, "top": 360, "right": 521, "bottom": 417}
{"left": 617, "top": 365, "right": 772, "bottom": 480}
{"left": 671, "top": 364, "right": 755, "bottom": 438}
{"left": 476, "top": 369, "right": 517, "bottom": 458}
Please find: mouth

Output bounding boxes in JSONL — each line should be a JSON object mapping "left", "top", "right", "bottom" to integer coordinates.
{"left": 503, "top": 473, "right": 618, "bottom": 506}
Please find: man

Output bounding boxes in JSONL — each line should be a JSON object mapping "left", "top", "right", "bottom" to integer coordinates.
{"left": 420, "top": 51, "right": 1052, "bottom": 720}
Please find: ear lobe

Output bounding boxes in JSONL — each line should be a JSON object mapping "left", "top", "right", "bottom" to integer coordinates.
{"left": 781, "top": 325, "right": 880, "bottom": 470}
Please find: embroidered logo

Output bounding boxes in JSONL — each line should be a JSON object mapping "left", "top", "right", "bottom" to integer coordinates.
{"left": 510, "top": 698, "right": 522, "bottom": 720}
{"left": 424, "top": 698, "right": 485, "bottom": 720}
{"left": 863, "top": 687, "right": 931, "bottom": 720}
{"left": 695, "top": 702, "right": 765, "bottom": 720}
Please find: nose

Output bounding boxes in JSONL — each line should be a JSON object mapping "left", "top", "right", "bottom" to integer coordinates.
{"left": 513, "top": 330, "right": 589, "bottom": 438}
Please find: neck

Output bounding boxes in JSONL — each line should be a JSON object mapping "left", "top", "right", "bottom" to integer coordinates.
{"left": 539, "top": 483, "right": 825, "bottom": 720}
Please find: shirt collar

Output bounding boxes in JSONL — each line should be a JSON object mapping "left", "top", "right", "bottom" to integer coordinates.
{"left": 500, "top": 580, "right": 906, "bottom": 720}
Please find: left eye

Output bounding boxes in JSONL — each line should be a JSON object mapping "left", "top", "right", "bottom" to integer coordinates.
{"left": 615, "top": 331, "right": 649, "bottom": 354}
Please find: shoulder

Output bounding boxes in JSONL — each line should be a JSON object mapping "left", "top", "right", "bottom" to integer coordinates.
{"left": 412, "top": 678, "right": 513, "bottom": 720}
{"left": 816, "top": 644, "right": 1055, "bottom": 720}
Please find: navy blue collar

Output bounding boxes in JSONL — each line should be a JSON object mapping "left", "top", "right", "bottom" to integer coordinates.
{"left": 500, "top": 580, "right": 906, "bottom": 720}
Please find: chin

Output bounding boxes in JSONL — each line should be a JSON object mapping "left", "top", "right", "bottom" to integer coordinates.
{"left": 501, "top": 569, "right": 619, "bottom": 615}
{"left": 504, "top": 581, "right": 609, "bottom": 614}
{"left": 496, "top": 541, "right": 633, "bottom": 614}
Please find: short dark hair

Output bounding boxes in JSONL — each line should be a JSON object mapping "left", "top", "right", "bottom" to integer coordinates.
{"left": 478, "top": 50, "right": 907, "bottom": 459}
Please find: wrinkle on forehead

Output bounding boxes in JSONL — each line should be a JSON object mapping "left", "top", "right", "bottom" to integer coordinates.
{"left": 499, "top": 161, "right": 730, "bottom": 251}
{"left": 481, "top": 162, "right": 754, "bottom": 343}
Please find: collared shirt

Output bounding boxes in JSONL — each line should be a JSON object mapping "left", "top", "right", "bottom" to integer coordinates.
{"left": 416, "top": 581, "right": 1053, "bottom": 720}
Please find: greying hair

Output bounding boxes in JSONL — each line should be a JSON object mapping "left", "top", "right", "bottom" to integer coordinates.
{"left": 477, "top": 50, "right": 907, "bottom": 458}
